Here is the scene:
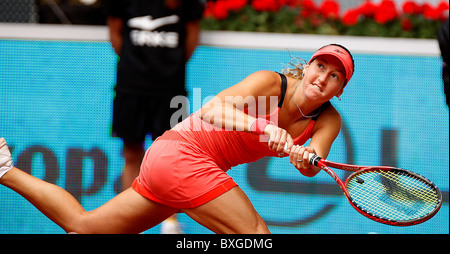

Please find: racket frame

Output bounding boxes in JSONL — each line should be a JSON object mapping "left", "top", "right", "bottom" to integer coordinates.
{"left": 309, "top": 154, "right": 443, "bottom": 226}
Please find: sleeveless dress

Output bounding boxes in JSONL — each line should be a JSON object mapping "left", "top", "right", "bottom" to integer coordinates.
{"left": 132, "top": 73, "right": 329, "bottom": 208}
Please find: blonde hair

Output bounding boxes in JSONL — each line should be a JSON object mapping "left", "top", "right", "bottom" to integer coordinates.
{"left": 281, "top": 51, "right": 307, "bottom": 79}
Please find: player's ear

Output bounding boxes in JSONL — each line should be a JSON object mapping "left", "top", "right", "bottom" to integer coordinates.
{"left": 302, "top": 65, "right": 310, "bottom": 78}
{"left": 303, "top": 64, "right": 310, "bottom": 72}
{"left": 336, "top": 87, "right": 344, "bottom": 100}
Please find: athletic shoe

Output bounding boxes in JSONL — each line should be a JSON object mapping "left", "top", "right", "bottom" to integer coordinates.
{"left": 0, "top": 137, "right": 13, "bottom": 179}
{"left": 160, "top": 217, "right": 183, "bottom": 234}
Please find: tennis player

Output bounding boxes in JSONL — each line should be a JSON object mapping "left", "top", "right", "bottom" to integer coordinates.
{"left": 0, "top": 44, "right": 354, "bottom": 234}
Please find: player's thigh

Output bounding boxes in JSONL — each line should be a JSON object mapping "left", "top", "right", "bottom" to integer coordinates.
{"left": 80, "top": 188, "right": 178, "bottom": 234}
{"left": 181, "top": 186, "right": 270, "bottom": 234}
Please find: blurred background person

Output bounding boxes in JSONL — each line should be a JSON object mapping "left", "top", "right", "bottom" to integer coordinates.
{"left": 437, "top": 18, "right": 449, "bottom": 106}
{"left": 106, "top": 0, "right": 204, "bottom": 233}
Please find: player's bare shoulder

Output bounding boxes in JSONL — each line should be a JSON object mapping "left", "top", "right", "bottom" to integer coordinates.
{"left": 243, "top": 70, "right": 283, "bottom": 95}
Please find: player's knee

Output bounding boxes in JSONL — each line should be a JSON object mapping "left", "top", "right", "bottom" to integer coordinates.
{"left": 253, "top": 221, "right": 271, "bottom": 234}
{"left": 237, "top": 219, "right": 270, "bottom": 234}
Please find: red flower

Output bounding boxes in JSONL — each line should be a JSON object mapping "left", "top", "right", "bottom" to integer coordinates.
{"left": 278, "top": 0, "right": 291, "bottom": 7}
{"left": 299, "top": 0, "right": 317, "bottom": 18}
{"left": 251, "top": 0, "right": 280, "bottom": 12}
{"left": 203, "top": 1, "right": 215, "bottom": 18}
{"left": 437, "top": 0, "right": 449, "bottom": 12}
{"left": 437, "top": 1, "right": 449, "bottom": 19}
{"left": 342, "top": 9, "right": 361, "bottom": 26}
{"left": 422, "top": 3, "right": 442, "bottom": 20}
{"left": 226, "top": 0, "right": 248, "bottom": 11}
{"left": 401, "top": 17, "right": 413, "bottom": 31}
{"left": 301, "top": 0, "right": 316, "bottom": 10}
{"left": 374, "top": 0, "right": 398, "bottom": 24}
{"left": 357, "top": 0, "right": 378, "bottom": 17}
{"left": 319, "top": 0, "right": 340, "bottom": 20}
{"left": 283, "top": 0, "right": 302, "bottom": 8}
{"left": 402, "top": 1, "right": 421, "bottom": 15}
{"left": 212, "top": 0, "right": 230, "bottom": 20}
{"left": 206, "top": 0, "right": 249, "bottom": 20}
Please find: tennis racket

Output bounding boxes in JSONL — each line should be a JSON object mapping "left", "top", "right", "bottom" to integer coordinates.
{"left": 307, "top": 153, "right": 442, "bottom": 226}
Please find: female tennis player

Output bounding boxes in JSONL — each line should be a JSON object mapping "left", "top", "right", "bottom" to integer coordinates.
{"left": 0, "top": 44, "right": 354, "bottom": 234}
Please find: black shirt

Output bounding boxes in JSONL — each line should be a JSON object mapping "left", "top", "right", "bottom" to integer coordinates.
{"left": 106, "top": 0, "right": 204, "bottom": 96}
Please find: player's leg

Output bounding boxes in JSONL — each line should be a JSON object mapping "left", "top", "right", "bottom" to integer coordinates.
{"left": 77, "top": 187, "right": 178, "bottom": 233}
{"left": 181, "top": 186, "right": 270, "bottom": 234}
{"left": 0, "top": 167, "right": 177, "bottom": 233}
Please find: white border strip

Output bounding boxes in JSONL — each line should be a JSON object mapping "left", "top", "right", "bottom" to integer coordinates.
{"left": 0, "top": 23, "right": 109, "bottom": 41}
{"left": 200, "top": 30, "right": 440, "bottom": 55}
{"left": 0, "top": 23, "right": 440, "bottom": 55}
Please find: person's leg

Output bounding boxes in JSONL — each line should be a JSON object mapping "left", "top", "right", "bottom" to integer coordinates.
{"left": 0, "top": 167, "right": 177, "bottom": 233}
{"left": 149, "top": 96, "right": 187, "bottom": 234}
{"left": 181, "top": 186, "right": 270, "bottom": 234}
{"left": 112, "top": 92, "right": 146, "bottom": 190}
{"left": 122, "top": 140, "right": 145, "bottom": 189}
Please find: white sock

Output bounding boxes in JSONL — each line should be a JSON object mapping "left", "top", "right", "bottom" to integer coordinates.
{"left": 0, "top": 137, "right": 13, "bottom": 179}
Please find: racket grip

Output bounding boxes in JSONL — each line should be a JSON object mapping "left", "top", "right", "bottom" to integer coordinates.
{"left": 309, "top": 153, "right": 322, "bottom": 166}
{"left": 283, "top": 144, "right": 322, "bottom": 165}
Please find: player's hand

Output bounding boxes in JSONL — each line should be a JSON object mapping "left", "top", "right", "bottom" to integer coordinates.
{"left": 0, "top": 137, "right": 14, "bottom": 179}
{"left": 264, "top": 124, "right": 293, "bottom": 156}
{"left": 288, "top": 145, "right": 317, "bottom": 172}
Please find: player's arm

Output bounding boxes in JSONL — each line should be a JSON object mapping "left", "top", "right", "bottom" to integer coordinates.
{"left": 185, "top": 20, "right": 201, "bottom": 62}
{"left": 200, "top": 71, "right": 278, "bottom": 131}
{"left": 200, "top": 71, "right": 293, "bottom": 155}
{"left": 107, "top": 16, "right": 123, "bottom": 56}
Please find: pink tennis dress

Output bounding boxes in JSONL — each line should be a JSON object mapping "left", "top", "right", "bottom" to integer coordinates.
{"left": 132, "top": 72, "right": 326, "bottom": 208}
{"left": 132, "top": 107, "right": 316, "bottom": 208}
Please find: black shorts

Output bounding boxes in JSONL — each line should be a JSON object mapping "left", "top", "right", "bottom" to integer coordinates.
{"left": 112, "top": 92, "right": 187, "bottom": 143}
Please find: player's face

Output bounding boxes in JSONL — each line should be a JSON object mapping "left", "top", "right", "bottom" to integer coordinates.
{"left": 302, "top": 55, "right": 345, "bottom": 102}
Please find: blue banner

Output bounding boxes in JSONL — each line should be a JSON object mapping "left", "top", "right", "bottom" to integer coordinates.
{"left": 0, "top": 39, "right": 448, "bottom": 234}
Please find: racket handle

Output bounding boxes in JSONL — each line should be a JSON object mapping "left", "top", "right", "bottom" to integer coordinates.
{"left": 283, "top": 144, "right": 322, "bottom": 165}
{"left": 309, "top": 153, "right": 322, "bottom": 166}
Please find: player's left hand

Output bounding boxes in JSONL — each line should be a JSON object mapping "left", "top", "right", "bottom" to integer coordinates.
{"left": 288, "top": 145, "right": 316, "bottom": 172}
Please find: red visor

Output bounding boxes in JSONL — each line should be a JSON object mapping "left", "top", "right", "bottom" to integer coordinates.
{"left": 309, "top": 45, "right": 353, "bottom": 85}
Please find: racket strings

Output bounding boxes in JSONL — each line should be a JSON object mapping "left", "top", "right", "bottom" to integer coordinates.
{"left": 347, "top": 170, "right": 439, "bottom": 222}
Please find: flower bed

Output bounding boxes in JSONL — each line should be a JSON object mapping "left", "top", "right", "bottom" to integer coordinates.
{"left": 201, "top": 0, "right": 449, "bottom": 38}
